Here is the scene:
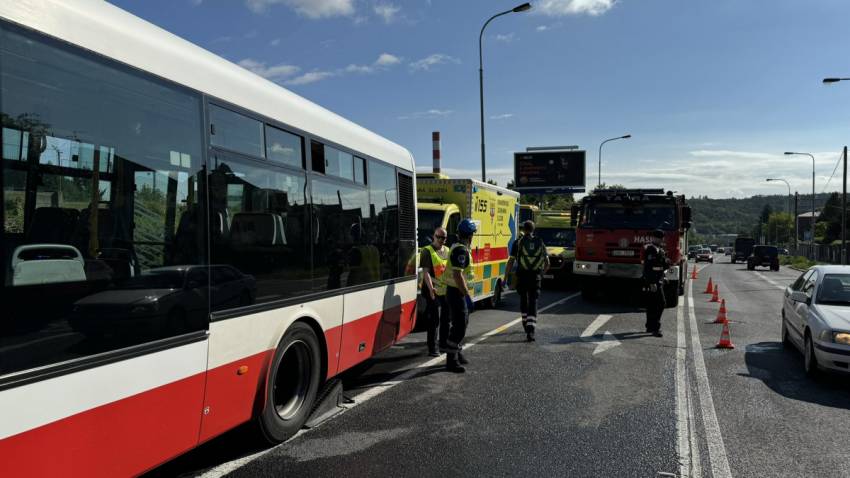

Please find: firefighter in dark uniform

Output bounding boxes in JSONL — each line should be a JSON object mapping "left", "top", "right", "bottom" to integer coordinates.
{"left": 643, "top": 229, "right": 671, "bottom": 337}
{"left": 506, "top": 220, "right": 550, "bottom": 342}
{"left": 442, "top": 219, "right": 477, "bottom": 373}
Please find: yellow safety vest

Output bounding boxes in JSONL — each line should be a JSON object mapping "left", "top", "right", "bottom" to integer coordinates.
{"left": 423, "top": 244, "right": 449, "bottom": 295}
{"left": 517, "top": 236, "right": 546, "bottom": 272}
{"left": 443, "top": 243, "right": 474, "bottom": 291}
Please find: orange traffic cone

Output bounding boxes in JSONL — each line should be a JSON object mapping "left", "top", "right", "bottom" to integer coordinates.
{"left": 710, "top": 283, "right": 720, "bottom": 302}
{"left": 704, "top": 277, "right": 714, "bottom": 294}
{"left": 716, "top": 321, "right": 735, "bottom": 349}
{"left": 691, "top": 266, "right": 698, "bottom": 280}
{"left": 714, "top": 299, "right": 728, "bottom": 324}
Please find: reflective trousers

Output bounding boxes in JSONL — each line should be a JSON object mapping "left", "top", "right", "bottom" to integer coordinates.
{"left": 443, "top": 286, "right": 469, "bottom": 353}
{"left": 423, "top": 291, "right": 449, "bottom": 353}
{"left": 644, "top": 284, "right": 665, "bottom": 332}
{"left": 516, "top": 271, "right": 541, "bottom": 326}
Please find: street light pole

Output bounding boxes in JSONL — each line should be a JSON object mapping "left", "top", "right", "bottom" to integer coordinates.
{"left": 785, "top": 152, "right": 816, "bottom": 259}
{"left": 598, "top": 134, "right": 632, "bottom": 187}
{"left": 478, "top": 2, "right": 531, "bottom": 182}
{"left": 766, "top": 178, "right": 791, "bottom": 244}
{"left": 766, "top": 178, "right": 791, "bottom": 213}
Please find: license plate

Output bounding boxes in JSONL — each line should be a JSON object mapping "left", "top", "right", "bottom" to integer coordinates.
{"left": 543, "top": 274, "right": 554, "bottom": 279}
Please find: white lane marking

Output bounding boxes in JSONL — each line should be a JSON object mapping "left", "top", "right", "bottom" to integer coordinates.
{"left": 580, "top": 314, "right": 613, "bottom": 338}
{"left": 687, "top": 280, "right": 733, "bottom": 478}
{"left": 753, "top": 270, "right": 787, "bottom": 291}
{"left": 579, "top": 314, "right": 621, "bottom": 355}
{"left": 675, "top": 297, "right": 691, "bottom": 478}
{"left": 591, "top": 331, "right": 621, "bottom": 355}
{"left": 197, "top": 292, "right": 581, "bottom": 478}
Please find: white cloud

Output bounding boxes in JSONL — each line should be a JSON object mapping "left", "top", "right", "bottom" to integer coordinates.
{"left": 190, "top": 0, "right": 203, "bottom": 5}
{"left": 285, "top": 71, "right": 335, "bottom": 85}
{"left": 375, "top": 53, "right": 401, "bottom": 66}
{"left": 490, "top": 113, "right": 514, "bottom": 120}
{"left": 536, "top": 25, "right": 550, "bottom": 31}
{"left": 343, "top": 53, "right": 402, "bottom": 75}
{"left": 269, "top": 38, "right": 281, "bottom": 46}
{"left": 245, "top": 0, "right": 354, "bottom": 18}
{"left": 536, "top": 0, "right": 617, "bottom": 17}
{"left": 398, "top": 109, "right": 454, "bottom": 120}
{"left": 494, "top": 33, "right": 515, "bottom": 42}
{"left": 409, "top": 54, "right": 460, "bottom": 72}
{"left": 374, "top": 2, "right": 401, "bottom": 23}
{"left": 238, "top": 58, "right": 300, "bottom": 80}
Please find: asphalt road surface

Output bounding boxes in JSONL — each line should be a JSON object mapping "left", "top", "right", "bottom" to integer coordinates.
{"left": 146, "top": 261, "right": 850, "bottom": 478}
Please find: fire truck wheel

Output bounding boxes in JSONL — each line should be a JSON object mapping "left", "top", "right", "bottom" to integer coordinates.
{"left": 664, "top": 282, "right": 679, "bottom": 308}
{"left": 258, "top": 322, "right": 322, "bottom": 444}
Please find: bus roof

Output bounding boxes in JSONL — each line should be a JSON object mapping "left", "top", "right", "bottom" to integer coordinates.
{"left": 0, "top": 0, "right": 414, "bottom": 172}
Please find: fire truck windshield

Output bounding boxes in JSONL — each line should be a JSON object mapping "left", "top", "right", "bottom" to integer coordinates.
{"left": 584, "top": 203, "right": 677, "bottom": 230}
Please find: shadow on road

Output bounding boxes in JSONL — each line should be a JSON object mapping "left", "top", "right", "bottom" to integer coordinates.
{"left": 740, "top": 341, "right": 850, "bottom": 410}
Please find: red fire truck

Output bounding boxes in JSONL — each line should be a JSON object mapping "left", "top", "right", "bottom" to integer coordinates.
{"left": 571, "top": 189, "right": 692, "bottom": 306}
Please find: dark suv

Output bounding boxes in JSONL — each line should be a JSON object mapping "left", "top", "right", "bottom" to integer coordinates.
{"left": 747, "top": 245, "right": 779, "bottom": 271}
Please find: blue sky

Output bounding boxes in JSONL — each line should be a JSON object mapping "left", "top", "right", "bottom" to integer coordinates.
{"left": 111, "top": 0, "right": 850, "bottom": 199}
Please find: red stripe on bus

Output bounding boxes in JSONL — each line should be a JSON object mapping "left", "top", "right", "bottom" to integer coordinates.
{"left": 0, "top": 373, "right": 207, "bottom": 478}
{"left": 0, "top": 298, "right": 417, "bottom": 477}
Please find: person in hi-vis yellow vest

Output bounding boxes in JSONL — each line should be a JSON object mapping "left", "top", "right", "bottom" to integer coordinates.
{"left": 506, "top": 220, "right": 550, "bottom": 342}
{"left": 420, "top": 227, "right": 449, "bottom": 357}
{"left": 442, "top": 219, "right": 477, "bottom": 373}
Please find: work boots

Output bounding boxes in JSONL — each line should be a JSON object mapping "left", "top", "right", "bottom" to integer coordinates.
{"left": 446, "top": 353, "right": 466, "bottom": 373}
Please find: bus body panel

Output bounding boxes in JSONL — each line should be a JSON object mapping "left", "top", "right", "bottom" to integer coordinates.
{"left": 0, "top": 1, "right": 419, "bottom": 475}
{"left": 0, "top": 340, "right": 208, "bottom": 477}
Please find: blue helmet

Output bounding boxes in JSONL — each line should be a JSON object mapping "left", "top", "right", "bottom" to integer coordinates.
{"left": 458, "top": 218, "right": 477, "bottom": 236}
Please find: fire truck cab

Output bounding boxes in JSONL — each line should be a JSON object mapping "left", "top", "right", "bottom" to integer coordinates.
{"left": 571, "top": 189, "right": 692, "bottom": 306}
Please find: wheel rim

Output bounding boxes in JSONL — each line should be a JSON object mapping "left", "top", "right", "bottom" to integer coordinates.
{"left": 273, "top": 340, "right": 313, "bottom": 421}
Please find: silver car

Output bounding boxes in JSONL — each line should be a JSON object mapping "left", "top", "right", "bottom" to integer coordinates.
{"left": 782, "top": 265, "right": 850, "bottom": 376}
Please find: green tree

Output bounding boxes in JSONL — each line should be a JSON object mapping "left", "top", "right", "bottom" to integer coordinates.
{"left": 766, "top": 212, "right": 793, "bottom": 245}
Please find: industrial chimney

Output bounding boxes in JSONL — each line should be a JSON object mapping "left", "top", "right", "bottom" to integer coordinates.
{"left": 432, "top": 131, "right": 441, "bottom": 174}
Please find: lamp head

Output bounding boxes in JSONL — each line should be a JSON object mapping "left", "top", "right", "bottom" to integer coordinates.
{"left": 512, "top": 2, "right": 532, "bottom": 12}
{"left": 823, "top": 78, "right": 842, "bottom": 84}
{"left": 622, "top": 134, "right": 632, "bottom": 139}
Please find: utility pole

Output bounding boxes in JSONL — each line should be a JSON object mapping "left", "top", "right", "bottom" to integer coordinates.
{"left": 794, "top": 192, "right": 799, "bottom": 254}
{"left": 843, "top": 146, "right": 847, "bottom": 264}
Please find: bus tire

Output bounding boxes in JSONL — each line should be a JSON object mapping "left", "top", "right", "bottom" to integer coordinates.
{"left": 258, "top": 322, "right": 322, "bottom": 444}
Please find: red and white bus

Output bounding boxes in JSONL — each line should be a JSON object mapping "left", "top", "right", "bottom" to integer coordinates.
{"left": 0, "top": 1, "right": 418, "bottom": 476}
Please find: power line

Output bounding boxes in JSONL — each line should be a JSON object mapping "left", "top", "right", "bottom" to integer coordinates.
{"left": 821, "top": 148, "right": 845, "bottom": 193}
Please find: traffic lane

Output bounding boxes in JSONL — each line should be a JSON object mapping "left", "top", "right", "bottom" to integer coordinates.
{"left": 690, "top": 262, "right": 850, "bottom": 478}
{"left": 227, "top": 295, "right": 680, "bottom": 478}
{"left": 147, "top": 289, "right": 574, "bottom": 477}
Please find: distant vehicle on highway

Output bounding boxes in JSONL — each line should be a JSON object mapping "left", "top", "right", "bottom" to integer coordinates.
{"left": 687, "top": 245, "right": 700, "bottom": 259}
{"left": 725, "top": 248, "right": 732, "bottom": 256}
{"left": 782, "top": 265, "right": 850, "bottom": 376}
{"left": 709, "top": 244, "right": 719, "bottom": 252}
{"left": 732, "top": 237, "right": 756, "bottom": 263}
{"left": 747, "top": 245, "right": 780, "bottom": 271}
{"left": 717, "top": 247, "right": 725, "bottom": 254}
{"left": 695, "top": 248, "right": 714, "bottom": 263}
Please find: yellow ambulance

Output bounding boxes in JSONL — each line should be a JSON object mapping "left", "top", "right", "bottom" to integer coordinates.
{"left": 416, "top": 173, "right": 520, "bottom": 307}
{"left": 534, "top": 211, "right": 576, "bottom": 285}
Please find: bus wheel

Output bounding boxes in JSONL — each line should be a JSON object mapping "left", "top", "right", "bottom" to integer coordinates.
{"left": 258, "top": 322, "right": 322, "bottom": 443}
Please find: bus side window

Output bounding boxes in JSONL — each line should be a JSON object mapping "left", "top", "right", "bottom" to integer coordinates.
{"left": 0, "top": 23, "right": 206, "bottom": 376}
